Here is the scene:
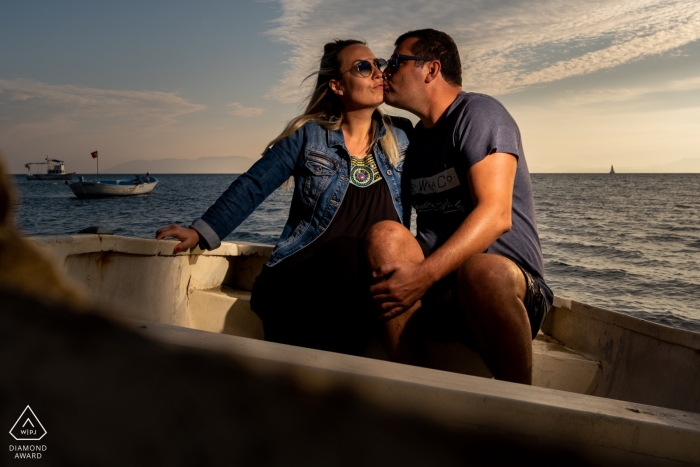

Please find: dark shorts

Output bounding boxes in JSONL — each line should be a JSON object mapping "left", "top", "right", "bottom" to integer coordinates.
{"left": 513, "top": 259, "right": 551, "bottom": 339}
{"left": 418, "top": 254, "right": 551, "bottom": 346}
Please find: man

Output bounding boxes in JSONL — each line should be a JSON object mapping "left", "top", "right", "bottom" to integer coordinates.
{"left": 367, "top": 29, "right": 552, "bottom": 384}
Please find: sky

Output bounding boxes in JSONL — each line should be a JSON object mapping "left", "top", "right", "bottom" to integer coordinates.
{"left": 1, "top": 0, "right": 699, "bottom": 174}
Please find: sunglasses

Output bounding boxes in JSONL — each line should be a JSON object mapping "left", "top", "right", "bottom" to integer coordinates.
{"left": 386, "top": 54, "right": 433, "bottom": 72}
{"left": 339, "top": 58, "right": 388, "bottom": 78}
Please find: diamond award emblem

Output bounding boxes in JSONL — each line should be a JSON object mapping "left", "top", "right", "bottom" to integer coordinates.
{"left": 9, "top": 406, "right": 47, "bottom": 441}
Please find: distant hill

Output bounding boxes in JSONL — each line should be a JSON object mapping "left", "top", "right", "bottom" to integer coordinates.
{"left": 104, "top": 156, "right": 258, "bottom": 174}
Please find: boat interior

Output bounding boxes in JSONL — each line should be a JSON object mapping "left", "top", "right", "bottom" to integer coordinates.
{"left": 21, "top": 233, "right": 700, "bottom": 465}
{"left": 30, "top": 234, "right": 700, "bottom": 414}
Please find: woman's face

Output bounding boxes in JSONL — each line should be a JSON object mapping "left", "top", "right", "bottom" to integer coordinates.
{"left": 332, "top": 44, "right": 385, "bottom": 111}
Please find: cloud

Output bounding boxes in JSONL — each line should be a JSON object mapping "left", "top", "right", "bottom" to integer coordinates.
{"left": 264, "top": 0, "right": 328, "bottom": 103}
{"left": 558, "top": 76, "right": 700, "bottom": 105}
{"left": 226, "top": 102, "right": 265, "bottom": 117}
{"left": 264, "top": 0, "right": 700, "bottom": 101}
{"left": 0, "top": 78, "right": 206, "bottom": 129}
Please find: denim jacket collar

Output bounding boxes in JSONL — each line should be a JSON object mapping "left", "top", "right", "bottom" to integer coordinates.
{"left": 326, "top": 111, "right": 387, "bottom": 149}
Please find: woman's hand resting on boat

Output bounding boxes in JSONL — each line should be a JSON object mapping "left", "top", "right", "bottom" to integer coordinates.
{"left": 155, "top": 224, "right": 200, "bottom": 254}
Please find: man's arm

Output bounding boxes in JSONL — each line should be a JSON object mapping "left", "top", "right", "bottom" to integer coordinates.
{"left": 370, "top": 151, "right": 517, "bottom": 318}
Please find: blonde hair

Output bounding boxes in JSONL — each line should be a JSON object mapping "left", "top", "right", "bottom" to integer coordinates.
{"left": 265, "top": 39, "right": 401, "bottom": 170}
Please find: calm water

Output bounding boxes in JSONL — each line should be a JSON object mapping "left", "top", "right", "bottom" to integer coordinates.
{"left": 10, "top": 173, "right": 700, "bottom": 333}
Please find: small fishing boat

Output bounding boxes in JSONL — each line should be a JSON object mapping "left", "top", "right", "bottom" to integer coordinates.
{"left": 610, "top": 165, "right": 615, "bottom": 174}
{"left": 28, "top": 234, "right": 700, "bottom": 465}
{"left": 68, "top": 176, "right": 158, "bottom": 198}
{"left": 25, "top": 157, "right": 74, "bottom": 180}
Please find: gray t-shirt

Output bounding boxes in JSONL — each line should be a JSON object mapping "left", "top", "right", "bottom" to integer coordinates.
{"left": 406, "top": 92, "right": 551, "bottom": 300}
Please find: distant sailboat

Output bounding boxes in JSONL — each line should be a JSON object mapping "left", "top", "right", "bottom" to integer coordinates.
{"left": 610, "top": 165, "right": 615, "bottom": 174}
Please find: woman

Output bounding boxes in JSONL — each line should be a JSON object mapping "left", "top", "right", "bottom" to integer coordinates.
{"left": 156, "top": 39, "right": 412, "bottom": 355}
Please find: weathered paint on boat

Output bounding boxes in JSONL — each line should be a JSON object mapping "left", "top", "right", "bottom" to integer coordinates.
{"left": 28, "top": 234, "right": 700, "bottom": 466}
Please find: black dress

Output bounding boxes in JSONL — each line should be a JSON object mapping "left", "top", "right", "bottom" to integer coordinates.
{"left": 251, "top": 154, "right": 400, "bottom": 355}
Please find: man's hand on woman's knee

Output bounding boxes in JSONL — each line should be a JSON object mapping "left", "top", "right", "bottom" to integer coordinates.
{"left": 370, "top": 260, "right": 432, "bottom": 320}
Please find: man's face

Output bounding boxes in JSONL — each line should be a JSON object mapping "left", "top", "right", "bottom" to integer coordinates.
{"left": 383, "top": 37, "right": 427, "bottom": 112}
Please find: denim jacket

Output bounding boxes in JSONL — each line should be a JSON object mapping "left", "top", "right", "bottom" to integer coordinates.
{"left": 191, "top": 113, "right": 412, "bottom": 266}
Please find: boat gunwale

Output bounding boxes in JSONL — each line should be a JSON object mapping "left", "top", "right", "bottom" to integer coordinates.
{"left": 83, "top": 178, "right": 159, "bottom": 186}
{"left": 123, "top": 318, "right": 700, "bottom": 466}
{"left": 131, "top": 317, "right": 700, "bottom": 422}
{"left": 27, "top": 234, "right": 270, "bottom": 258}
{"left": 552, "top": 296, "right": 700, "bottom": 352}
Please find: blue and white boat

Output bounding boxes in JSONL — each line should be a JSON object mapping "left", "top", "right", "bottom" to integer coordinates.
{"left": 68, "top": 175, "right": 158, "bottom": 198}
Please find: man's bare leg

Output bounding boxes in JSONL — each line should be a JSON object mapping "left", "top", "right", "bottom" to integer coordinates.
{"left": 365, "top": 220, "right": 424, "bottom": 363}
{"left": 457, "top": 253, "right": 532, "bottom": 384}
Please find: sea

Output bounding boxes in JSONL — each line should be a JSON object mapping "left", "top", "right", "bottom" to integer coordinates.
{"left": 10, "top": 173, "right": 700, "bottom": 333}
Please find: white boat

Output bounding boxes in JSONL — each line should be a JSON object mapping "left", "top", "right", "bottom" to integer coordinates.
{"left": 25, "top": 157, "right": 74, "bottom": 180}
{"left": 68, "top": 176, "right": 158, "bottom": 198}
{"left": 28, "top": 234, "right": 700, "bottom": 466}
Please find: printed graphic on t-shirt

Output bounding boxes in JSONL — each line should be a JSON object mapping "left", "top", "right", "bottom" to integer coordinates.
{"left": 410, "top": 167, "right": 465, "bottom": 215}
{"left": 410, "top": 167, "right": 460, "bottom": 195}
{"left": 412, "top": 197, "right": 465, "bottom": 214}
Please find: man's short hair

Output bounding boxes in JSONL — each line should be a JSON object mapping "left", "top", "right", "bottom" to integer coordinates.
{"left": 395, "top": 29, "right": 462, "bottom": 86}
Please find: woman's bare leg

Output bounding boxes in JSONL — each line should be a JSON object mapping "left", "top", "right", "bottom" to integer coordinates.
{"left": 365, "top": 221, "right": 425, "bottom": 363}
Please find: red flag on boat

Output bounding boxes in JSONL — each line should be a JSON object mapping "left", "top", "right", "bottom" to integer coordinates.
{"left": 91, "top": 151, "right": 98, "bottom": 158}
